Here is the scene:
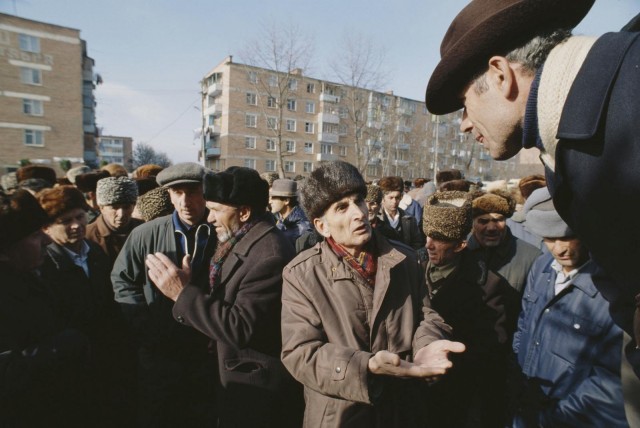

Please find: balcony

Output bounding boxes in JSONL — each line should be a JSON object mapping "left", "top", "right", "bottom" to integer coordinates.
{"left": 396, "top": 124, "right": 412, "bottom": 133}
{"left": 394, "top": 143, "right": 410, "bottom": 150}
{"left": 368, "top": 157, "right": 382, "bottom": 165}
{"left": 205, "top": 103, "right": 222, "bottom": 117}
{"left": 319, "top": 111, "right": 339, "bottom": 124}
{"left": 367, "top": 120, "right": 382, "bottom": 129}
{"left": 317, "top": 132, "right": 339, "bottom": 143}
{"left": 366, "top": 139, "right": 382, "bottom": 149}
{"left": 320, "top": 93, "right": 340, "bottom": 103}
{"left": 207, "top": 83, "right": 222, "bottom": 97}
{"left": 316, "top": 153, "right": 338, "bottom": 162}
{"left": 396, "top": 106, "right": 412, "bottom": 116}
{"left": 207, "top": 125, "right": 220, "bottom": 135}
{"left": 206, "top": 147, "right": 221, "bottom": 158}
{"left": 392, "top": 159, "right": 409, "bottom": 167}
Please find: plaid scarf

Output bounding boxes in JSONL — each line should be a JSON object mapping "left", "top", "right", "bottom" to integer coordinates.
{"left": 209, "top": 217, "right": 259, "bottom": 291}
{"left": 325, "top": 236, "right": 377, "bottom": 287}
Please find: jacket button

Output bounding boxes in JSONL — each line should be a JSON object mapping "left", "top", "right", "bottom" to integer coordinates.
{"left": 177, "top": 316, "right": 185, "bottom": 323}
{"left": 573, "top": 323, "right": 580, "bottom": 330}
{"left": 335, "top": 366, "right": 341, "bottom": 373}
{"left": 544, "top": 308, "right": 550, "bottom": 314}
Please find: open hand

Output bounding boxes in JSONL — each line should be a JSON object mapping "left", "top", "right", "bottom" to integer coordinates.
{"left": 146, "top": 253, "right": 191, "bottom": 301}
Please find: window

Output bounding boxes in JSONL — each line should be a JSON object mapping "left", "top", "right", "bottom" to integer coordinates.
{"left": 339, "top": 146, "right": 347, "bottom": 157}
{"left": 20, "top": 67, "right": 41, "bottom": 85}
{"left": 267, "top": 96, "right": 277, "bottom": 108}
{"left": 248, "top": 71, "right": 258, "bottom": 83}
{"left": 266, "top": 138, "right": 276, "bottom": 151}
{"left": 284, "top": 161, "right": 295, "bottom": 173}
{"left": 285, "top": 119, "right": 296, "bottom": 132}
{"left": 19, "top": 34, "right": 40, "bottom": 53}
{"left": 303, "top": 162, "right": 313, "bottom": 173}
{"left": 246, "top": 92, "right": 257, "bottom": 105}
{"left": 304, "top": 142, "right": 313, "bottom": 154}
{"left": 306, "top": 83, "right": 315, "bottom": 93}
{"left": 23, "top": 99, "right": 43, "bottom": 116}
{"left": 24, "top": 129, "right": 44, "bottom": 146}
{"left": 367, "top": 164, "right": 378, "bottom": 177}
{"left": 267, "top": 117, "right": 278, "bottom": 130}
{"left": 245, "top": 136, "right": 256, "bottom": 149}
{"left": 286, "top": 99, "right": 297, "bottom": 111}
{"left": 338, "top": 124, "right": 347, "bottom": 135}
{"left": 288, "top": 79, "right": 298, "bottom": 91}
{"left": 268, "top": 75, "right": 278, "bottom": 87}
{"left": 304, "top": 122, "right": 314, "bottom": 134}
{"left": 265, "top": 159, "right": 276, "bottom": 172}
{"left": 285, "top": 140, "right": 296, "bottom": 153}
{"left": 208, "top": 115, "right": 215, "bottom": 125}
{"left": 306, "top": 101, "right": 315, "bottom": 114}
{"left": 244, "top": 159, "right": 256, "bottom": 169}
{"left": 339, "top": 107, "right": 348, "bottom": 118}
{"left": 245, "top": 113, "right": 257, "bottom": 128}
{"left": 320, "top": 144, "right": 332, "bottom": 155}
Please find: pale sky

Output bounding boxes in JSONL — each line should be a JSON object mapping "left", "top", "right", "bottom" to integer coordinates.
{"left": 1, "top": 0, "right": 637, "bottom": 163}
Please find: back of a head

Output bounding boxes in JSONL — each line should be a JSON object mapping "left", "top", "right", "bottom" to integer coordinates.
{"left": 0, "top": 189, "right": 49, "bottom": 253}
{"left": 16, "top": 164, "right": 57, "bottom": 188}
{"left": 132, "top": 164, "right": 164, "bottom": 179}
{"left": 101, "top": 163, "right": 128, "bottom": 178}
{"left": 436, "top": 169, "right": 463, "bottom": 186}
{"left": 300, "top": 161, "right": 366, "bottom": 221}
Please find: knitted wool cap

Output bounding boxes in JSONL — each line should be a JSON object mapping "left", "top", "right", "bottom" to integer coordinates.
{"left": 300, "top": 161, "right": 366, "bottom": 221}
{"left": 37, "top": 185, "right": 90, "bottom": 221}
{"left": 365, "top": 184, "right": 382, "bottom": 204}
{"left": 524, "top": 187, "right": 573, "bottom": 238}
{"left": 96, "top": 176, "right": 138, "bottom": 206}
{"left": 423, "top": 191, "right": 472, "bottom": 241}
{"left": 16, "top": 165, "right": 57, "bottom": 187}
{"left": 75, "top": 170, "right": 110, "bottom": 193}
{"left": 203, "top": 166, "right": 268, "bottom": 212}
{"left": 136, "top": 186, "right": 173, "bottom": 221}
{"left": 66, "top": 166, "right": 92, "bottom": 184}
{"left": 472, "top": 190, "right": 516, "bottom": 218}
{"left": 378, "top": 176, "right": 404, "bottom": 193}
{"left": 0, "top": 189, "right": 49, "bottom": 248}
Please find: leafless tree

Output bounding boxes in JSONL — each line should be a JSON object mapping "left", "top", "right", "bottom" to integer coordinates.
{"left": 239, "top": 20, "right": 315, "bottom": 178}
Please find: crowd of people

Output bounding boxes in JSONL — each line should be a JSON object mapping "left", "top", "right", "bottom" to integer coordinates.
{"left": 1, "top": 0, "right": 639, "bottom": 426}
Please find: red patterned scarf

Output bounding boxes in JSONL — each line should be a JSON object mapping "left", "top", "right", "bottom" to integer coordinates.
{"left": 209, "top": 218, "right": 258, "bottom": 291}
{"left": 325, "top": 237, "right": 377, "bottom": 287}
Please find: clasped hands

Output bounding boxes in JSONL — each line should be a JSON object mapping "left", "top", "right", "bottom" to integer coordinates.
{"left": 367, "top": 340, "right": 465, "bottom": 382}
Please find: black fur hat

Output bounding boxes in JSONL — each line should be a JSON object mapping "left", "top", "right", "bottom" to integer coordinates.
{"left": 0, "top": 189, "right": 49, "bottom": 249}
{"left": 300, "top": 161, "right": 366, "bottom": 221}
{"left": 203, "top": 166, "right": 268, "bottom": 213}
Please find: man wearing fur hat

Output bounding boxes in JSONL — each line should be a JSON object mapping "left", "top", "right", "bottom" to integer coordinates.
{"left": 112, "top": 162, "right": 217, "bottom": 426}
{"left": 510, "top": 187, "right": 627, "bottom": 427}
{"left": 37, "top": 185, "right": 128, "bottom": 424}
{"left": 423, "top": 191, "right": 519, "bottom": 428}
{"left": 74, "top": 170, "right": 110, "bottom": 223}
{"left": 0, "top": 190, "right": 93, "bottom": 426}
{"left": 280, "top": 160, "right": 464, "bottom": 427}
{"left": 86, "top": 176, "right": 144, "bottom": 266}
{"left": 468, "top": 191, "right": 541, "bottom": 293}
{"left": 426, "top": 0, "right": 640, "bottom": 383}
{"left": 146, "top": 166, "right": 302, "bottom": 427}
{"left": 269, "top": 178, "right": 312, "bottom": 246}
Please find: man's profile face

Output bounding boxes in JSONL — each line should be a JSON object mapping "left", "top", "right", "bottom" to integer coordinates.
{"left": 458, "top": 67, "right": 525, "bottom": 161}
{"left": 426, "top": 236, "right": 463, "bottom": 266}
{"left": 206, "top": 201, "right": 241, "bottom": 243}
{"left": 315, "top": 193, "right": 371, "bottom": 256}
{"left": 472, "top": 213, "right": 507, "bottom": 248}
{"left": 100, "top": 203, "right": 135, "bottom": 231}
{"left": 365, "top": 200, "right": 380, "bottom": 222}
{"left": 269, "top": 196, "right": 287, "bottom": 215}
{"left": 168, "top": 183, "right": 206, "bottom": 226}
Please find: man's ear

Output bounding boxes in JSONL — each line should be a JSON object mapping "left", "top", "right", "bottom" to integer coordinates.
{"left": 313, "top": 217, "right": 331, "bottom": 238}
{"left": 238, "top": 206, "right": 251, "bottom": 222}
{"left": 454, "top": 240, "right": 467, "bottom": 254}
{"left": 487, "top": 56, "right": 518, "bottom": 100}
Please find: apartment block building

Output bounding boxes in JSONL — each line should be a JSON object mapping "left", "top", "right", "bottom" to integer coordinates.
{"left": 0, "top": 13, "right": 99, "bottom": 175}
{"left": 199, "top": 56, "right": 531, "bottom": 182}
{"left": 98, "top": 135, "right": 133, "bottom": 170}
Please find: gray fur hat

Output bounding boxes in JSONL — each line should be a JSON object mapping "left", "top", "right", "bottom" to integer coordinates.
{"left": 96, "top": 176, "right": 138, "bottom": 206}
{"left": 136, "top": 186, "right": 173, "bottom": 221}
{"left": 423, "top": 191, "right": 472, "bottom": 241}
{"left": 300, "top": 161, "right": 366, "bottom": 221}
{"left": 525, "top": 187, "right": 573, "bottom": 238}
{"left": 156, "top": 162, "right": 205, "bottom": 187}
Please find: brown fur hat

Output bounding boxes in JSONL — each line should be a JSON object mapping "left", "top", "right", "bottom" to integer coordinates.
{"left": 365, "top": 185, "right": 383, "bottom": 204}
{"left": 518, "top": 174, "right": 546, "bottom": 200}
{"left": 439, "top": 179, "right": 472, "bottom": 192}
{"left": 436, "top": 168, "right": 462, "bottom": 185}
{"left": 378, "top": 176, "right": 404, "bottom": 193}
{"left": 136, "top": 186, "right": 173, "bottom": 221}
{"left": 100, "top": 163, "right": 128, "bottom": 177}
{"left": 16, "top": 165, "right": 57, "bottom": 187}
{"left": 37, "top": 185, "right": 90, "bottom": 221}
{"left": 0, "top": 189, "right": 49, "bottom": 249}
{"left": 75, "top": 170, "right": 110, "bottom": 193}
{"left": 423, "top": 191, "right": 472, "bottom": 241}
{"left": 472, "top": 190, "right": 516, "bottom": 218}
{"left": 132, "top": 164, "right": 164, "bottom": 179}
{"left": 300, "top": 161, "right": 366, "bottom": 221}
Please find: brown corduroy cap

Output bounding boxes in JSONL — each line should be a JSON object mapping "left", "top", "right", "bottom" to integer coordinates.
{"left": 425, "top": 0, "right": 595, "bottom": 114}
{"left": 37, "top": 185, "right": 90, "bottom": 222}
{"left": 423, "top": 191, "right": 472, "bottom": 241}
{"left": 472, "top": 190, "right": 516, "bottom": 218}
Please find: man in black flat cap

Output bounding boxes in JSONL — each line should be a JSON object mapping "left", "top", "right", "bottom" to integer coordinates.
{"left": 425, "top": 0, "right": 640, "bottom": 420}
{"left": 146, "top": 166, "right": 302, "bottom": 428}
{"left": 112, "top": 162, "right": 217, "bottom": 427}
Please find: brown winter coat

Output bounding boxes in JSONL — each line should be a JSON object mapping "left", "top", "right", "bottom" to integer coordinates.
{"left": 85, "top": 214, "right": 144, "bottom": 267}
{"left": 281, "top": 231, "right": 451, "bottom": 427}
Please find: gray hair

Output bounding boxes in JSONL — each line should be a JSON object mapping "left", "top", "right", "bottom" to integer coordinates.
{"left": 473, "top": 28, "right": 572, "bottom": 94}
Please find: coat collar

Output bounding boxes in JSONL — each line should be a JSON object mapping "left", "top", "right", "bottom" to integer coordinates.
{"left": 541, "top": 256, "right": 599, "bottom": 298}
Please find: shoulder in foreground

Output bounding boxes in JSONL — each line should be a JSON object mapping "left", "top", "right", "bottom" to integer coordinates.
{"left": 285, "top": 243, "right": 323, "bottom": 270}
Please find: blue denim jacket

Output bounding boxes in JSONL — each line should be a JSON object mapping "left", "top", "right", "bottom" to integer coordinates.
{"left": 512, "top": 253, "right": 627, "bottom": 427}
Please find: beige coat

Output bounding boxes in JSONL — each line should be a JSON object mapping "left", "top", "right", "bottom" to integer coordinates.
{"left": 281, "top": 231, "right": 451, "bottom": 427}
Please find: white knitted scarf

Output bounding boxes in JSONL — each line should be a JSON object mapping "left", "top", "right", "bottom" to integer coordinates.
{"left": 537, "top": 36, "right": 597, "bottom": 171}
